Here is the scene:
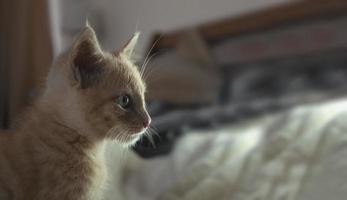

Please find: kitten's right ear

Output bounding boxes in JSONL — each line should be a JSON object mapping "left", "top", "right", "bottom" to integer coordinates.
{"left": 69, "top": 24, "right": 105, "bottom": 89}
{"left": 117, "top": 32, "right": 140, "bottom": 61}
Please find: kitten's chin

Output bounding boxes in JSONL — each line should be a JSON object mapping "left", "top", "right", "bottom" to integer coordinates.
{"left": 116, "top": 135, "right": 140, "bottom": 148}
{"left": 115, "top": 129, "right": 146, "bottom": 147}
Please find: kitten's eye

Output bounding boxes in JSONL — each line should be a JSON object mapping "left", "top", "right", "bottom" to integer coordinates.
{"left": 116, "top": 94, "right": 131, "bottom": 109}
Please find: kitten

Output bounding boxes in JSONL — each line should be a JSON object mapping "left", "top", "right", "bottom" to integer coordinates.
{"left": 0, "top": 24, "right": 151, "bottom": 200}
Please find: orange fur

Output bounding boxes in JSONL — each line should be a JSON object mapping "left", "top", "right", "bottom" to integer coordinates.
{"left": 0, "top": 25, "right": 150, "bottom": 200}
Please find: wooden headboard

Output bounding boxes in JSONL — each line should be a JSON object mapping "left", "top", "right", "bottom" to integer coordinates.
{"left": 147, "top": 0, "right": 347, "bottom": 54}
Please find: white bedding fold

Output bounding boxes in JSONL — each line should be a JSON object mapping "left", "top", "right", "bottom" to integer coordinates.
{"left": 122, "top": 99, "right": 347, "bottom": 200}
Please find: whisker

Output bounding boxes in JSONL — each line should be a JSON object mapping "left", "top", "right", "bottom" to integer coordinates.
{"left": 141, "top": 35, "right": 162, "bottom": 72}
{"left": 143, "top": 61, "right": 160, "bottom": 82}
{"left": 141, "top": 35, "right": 162, "bottom": 77}
{"left": 141, "top": 52, "right": 160, "bottom": 83}
{"left": 144, "top": 129, "right": 156, "bottom": 148}
{"left": 106, "top": 126, "right": 118, "bottom": 139}
{"left": 149, "top": 126, "right": 162, "bottom": 142}
{"left": 142, "top": 51, "right": 159, "bottom": 70}
{"left": 139, "top": 134, "right": 144, "bottom": 144}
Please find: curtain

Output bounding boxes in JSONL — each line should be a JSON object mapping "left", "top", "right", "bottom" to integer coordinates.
{"left": 0, "top": 0, "right": 53, "bottom": 128}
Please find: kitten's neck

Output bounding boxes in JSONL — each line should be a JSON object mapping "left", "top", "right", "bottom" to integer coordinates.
{"left": 23, "top": 102, "right": 105, "bottom": 154}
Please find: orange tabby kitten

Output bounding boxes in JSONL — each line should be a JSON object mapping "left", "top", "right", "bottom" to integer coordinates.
{"left": 0, "top": 24, "right": 151, "bottom": 200}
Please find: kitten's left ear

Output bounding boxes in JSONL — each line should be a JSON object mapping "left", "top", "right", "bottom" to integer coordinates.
{"left": 118, "top": 32, "right": 140, "bottom": 60}
{"left": 70, "top": 24, "right": 105, "bottom": 89}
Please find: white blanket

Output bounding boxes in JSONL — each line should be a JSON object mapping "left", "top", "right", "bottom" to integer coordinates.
{"left": 122, "top": 99, "right": 347, "bottom": 200}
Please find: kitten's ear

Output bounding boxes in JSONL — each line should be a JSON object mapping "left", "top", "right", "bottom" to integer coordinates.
{"left": 118, "top": 32, "right": 140, "bottom": 60}
{"left": 70, "top": 24, "right": 105, "bottom": 89}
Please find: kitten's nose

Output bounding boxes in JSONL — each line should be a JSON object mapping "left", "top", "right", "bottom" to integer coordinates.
{"left": 143, "top": 117, "right": 151, "bottom": 128}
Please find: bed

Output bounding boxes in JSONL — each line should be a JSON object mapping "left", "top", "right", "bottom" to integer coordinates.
{"left": 104, "top": 98, "right": 347, "bottom": 200}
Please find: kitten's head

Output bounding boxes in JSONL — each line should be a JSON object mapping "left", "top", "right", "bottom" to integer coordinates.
{"left": 45, "top": 24, "right": 150, "bottom": 146}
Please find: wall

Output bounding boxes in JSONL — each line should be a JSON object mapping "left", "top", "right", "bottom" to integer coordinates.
{"left": 55, "top": 0, "right": 294, "bottom": 56}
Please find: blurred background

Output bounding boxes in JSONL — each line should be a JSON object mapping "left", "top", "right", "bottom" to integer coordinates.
{"left": 1, "top": 0, "right": 347, "bottom": 157}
